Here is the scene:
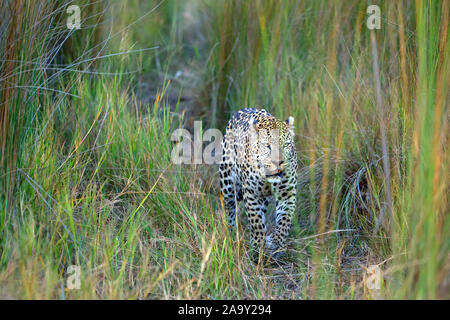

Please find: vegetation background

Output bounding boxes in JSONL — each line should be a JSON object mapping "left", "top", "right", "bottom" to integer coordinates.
{"left": 0, "top": 0, "right": 448, "bottom": 299}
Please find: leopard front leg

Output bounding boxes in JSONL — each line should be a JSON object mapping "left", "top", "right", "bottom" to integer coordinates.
{"left": 219, "top": 163, "right": 242, "bottom": 227}
{"left": 243, "top": 187, "right": 268, "bottom": 253}
{"left": 268, "top": 183, "right": 296, "bottom": 258}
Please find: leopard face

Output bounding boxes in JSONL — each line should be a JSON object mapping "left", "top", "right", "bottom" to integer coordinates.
{"left": 248, "top": 116, "right": 295, "bottom": 183}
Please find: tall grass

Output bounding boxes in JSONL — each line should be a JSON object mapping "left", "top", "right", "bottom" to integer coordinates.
{"left": 0, "top": 0, "right": 448, "bottom": 299}
{"left": 204, "top": 0, "right": 449, "bottom": 299}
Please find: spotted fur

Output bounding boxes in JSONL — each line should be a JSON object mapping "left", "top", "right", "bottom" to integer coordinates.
{"left": 219, "top": 108, "right": 297, "bottom": 258}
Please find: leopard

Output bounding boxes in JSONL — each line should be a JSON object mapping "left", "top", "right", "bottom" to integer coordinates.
{"left": 219, "top": 108, "right": 298, "bottom": 259}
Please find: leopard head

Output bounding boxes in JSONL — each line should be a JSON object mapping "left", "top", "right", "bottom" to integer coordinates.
{"left": 248, "top": 115, "right": 295, "bottom": 182}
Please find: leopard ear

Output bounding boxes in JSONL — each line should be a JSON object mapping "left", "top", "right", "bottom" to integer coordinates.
{"left": 285, "top": 116, "right": 294, "bottom": 135}
{"left": 249, "top": 117, "right": 258, "bottom": 132}
{"left": 249, "top": 117, "right": 258, "bottom": 140}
